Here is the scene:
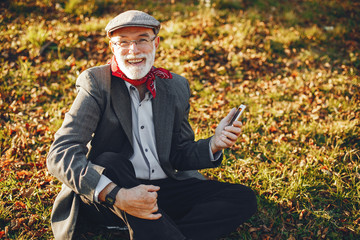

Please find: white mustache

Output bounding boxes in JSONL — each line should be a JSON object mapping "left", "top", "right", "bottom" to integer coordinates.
{"left": 123, "top": 54, "right": 147, "bottom": 60}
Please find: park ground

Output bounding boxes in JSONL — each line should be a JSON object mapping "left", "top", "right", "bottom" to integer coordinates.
{"left": 0, "top": 0, "right": 359, "bottom": 239}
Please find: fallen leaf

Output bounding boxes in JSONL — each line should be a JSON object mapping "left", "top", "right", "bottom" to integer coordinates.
{"left": 14, "top": 201, "right": 26, "bottom": 209}
{"left": 21, "top": 187, "right": 35, "bottom": 198}
{"left": 249, "top": 227, "right": 259, "bottom": 233}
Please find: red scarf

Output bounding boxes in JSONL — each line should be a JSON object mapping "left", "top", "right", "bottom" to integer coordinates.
{"left": 109, "top": 55, "right": 172, "bottom": 98}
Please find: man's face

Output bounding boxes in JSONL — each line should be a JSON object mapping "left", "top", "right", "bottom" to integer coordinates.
{"left": 110, "top": 26, "right": 159, "bottom": 80}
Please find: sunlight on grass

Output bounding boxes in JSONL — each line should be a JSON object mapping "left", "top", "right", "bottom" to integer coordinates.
{"left": 161, "top": 20, "right": 188, "bottom": 37}
{"left": 78, "top": 17, "right": 109, "bottom": 32}
{"left": 303, "top": 25, "right": 325, "bottom": 41}
{"left": 283, "top": 10, "right": 298, "bottom": 25}
{"left": 245, "top": 8, "right": 262, "bottom": 21}
{"left": 221, "top": 19, "right": 255, "bottom": 49}
{"left": 25, "top": 21, "right": 49, "bottom": 48}
{"left": 22, "top": 21, "right": 49, "bottom": 57}
{"left": 64, "top": 0, "right": 114, "bottom": 16}
{"left": 271, "top": 27, "right": 300, "bottom": 47}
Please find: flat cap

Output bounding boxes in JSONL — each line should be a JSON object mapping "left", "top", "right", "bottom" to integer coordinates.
{"left": 105, "top": 10, "right": 160, "bottom": 37}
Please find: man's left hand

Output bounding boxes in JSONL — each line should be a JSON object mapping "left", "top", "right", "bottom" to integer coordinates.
{"left": 210, "top": 108, "right": 243, "bottom": 154}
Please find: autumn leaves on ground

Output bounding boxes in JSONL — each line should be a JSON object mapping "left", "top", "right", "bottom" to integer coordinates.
{"left": 0, "top": 0, "right": 359, "bottom": 239}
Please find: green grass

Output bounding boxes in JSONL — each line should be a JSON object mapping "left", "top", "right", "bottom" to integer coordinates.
{"left": 1, "top": 0, "right": 360, "bottom": 239}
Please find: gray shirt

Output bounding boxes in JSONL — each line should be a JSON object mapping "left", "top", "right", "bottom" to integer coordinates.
{"left": 126, "top": 82, "right": 168, "bottom": 180}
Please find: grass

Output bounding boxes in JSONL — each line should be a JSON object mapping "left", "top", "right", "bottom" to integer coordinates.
{"left": 1, "top": 0, "right": 360, "bottom": 239}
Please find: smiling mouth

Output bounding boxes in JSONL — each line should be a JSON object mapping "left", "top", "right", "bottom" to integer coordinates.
{"left": 127, "top": 58, "right": 145, "bottom": 64}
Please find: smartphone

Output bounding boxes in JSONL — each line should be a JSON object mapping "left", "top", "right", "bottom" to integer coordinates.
{"left": 228, "top": 104, "right": 246, "bottom": 126}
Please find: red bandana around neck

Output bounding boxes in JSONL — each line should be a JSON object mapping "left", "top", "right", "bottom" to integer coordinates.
{"left": 109, "top": 55, "right": 172, "bottom": 98}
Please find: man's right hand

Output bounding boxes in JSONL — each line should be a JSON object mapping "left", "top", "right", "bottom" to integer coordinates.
{"left": 115, "top": 184, "right": 162, "bottom": 220}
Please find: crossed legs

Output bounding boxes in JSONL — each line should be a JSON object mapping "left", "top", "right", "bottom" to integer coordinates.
{"left": 77, "top": 153, "right": 257, "bottom": 240}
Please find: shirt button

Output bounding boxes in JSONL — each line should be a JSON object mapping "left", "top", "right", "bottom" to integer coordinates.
{"left": 152, "top": 169, "right": 155, "bottom": 173}
{"left": 140, "top": 126, "right": 144, "bottom": 129}
{"left": 145, "top": 148, "right": 148, "bottom": 152}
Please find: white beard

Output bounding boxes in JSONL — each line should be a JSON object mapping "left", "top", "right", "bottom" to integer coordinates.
{"left": 114, "top": 44, "right": 156, "bottom": 80}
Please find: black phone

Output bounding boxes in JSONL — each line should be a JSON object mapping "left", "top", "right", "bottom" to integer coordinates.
{"left": 228, "top": 104, "right": 246, "bottom": 126}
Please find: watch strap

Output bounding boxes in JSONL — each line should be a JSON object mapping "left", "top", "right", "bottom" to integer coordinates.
{"left": 104, "top": 185, "right": 121, "bottom": 207}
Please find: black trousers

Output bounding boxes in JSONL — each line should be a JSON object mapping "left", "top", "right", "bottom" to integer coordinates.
{"left": 78, "top": 152, "right": 257, "bottom": 240}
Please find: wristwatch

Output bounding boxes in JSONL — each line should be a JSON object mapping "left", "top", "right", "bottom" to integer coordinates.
{"left": 104, "top": 185, "right": 121, "bottom": 207}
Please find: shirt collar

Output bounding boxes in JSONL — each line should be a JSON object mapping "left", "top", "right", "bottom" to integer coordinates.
{"left": 124, "top": 81, "right": 156, "bottom": 101}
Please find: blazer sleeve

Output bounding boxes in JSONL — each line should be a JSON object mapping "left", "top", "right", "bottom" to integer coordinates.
{"left": 169, "top": 76, "right": 223, "bottom": 171}
{"left": 46, "top": 68, "right": 106, "bottom": 201}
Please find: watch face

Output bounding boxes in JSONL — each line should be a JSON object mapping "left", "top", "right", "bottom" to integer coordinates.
{"left": 105, "top": 186, "right": 120, "bottom": 206}
{"left": 105, "top": 196, "right": 115, "bottom": 205}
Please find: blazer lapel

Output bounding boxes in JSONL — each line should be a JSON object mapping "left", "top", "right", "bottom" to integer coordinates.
{"left": 153, "top": 77, "right": 175, "bottom": 163}
{"left": 110, "top": 77, "right": 133, "bottom": 147}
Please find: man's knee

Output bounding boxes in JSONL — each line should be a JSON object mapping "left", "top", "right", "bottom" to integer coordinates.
{"left": 226, "top": 184, "right": 257, "bottom": 219}
{"left": 245, "top": 187, "right": 257, "bottom": 217}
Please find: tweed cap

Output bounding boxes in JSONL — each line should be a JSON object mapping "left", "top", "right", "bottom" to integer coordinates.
{"left": 105, "top": 10, "right": 160, "bottom": 37}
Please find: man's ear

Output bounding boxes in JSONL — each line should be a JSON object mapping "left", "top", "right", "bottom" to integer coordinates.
{"left": 109, "top": 41, "right": 115, "bottom": 54}
{"left": 154, "top": 36, "right": 160, "bottom": 49}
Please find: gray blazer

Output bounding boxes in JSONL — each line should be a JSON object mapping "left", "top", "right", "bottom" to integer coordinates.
{"left": 46, "top": 64, "right": 223, "bottom": 239}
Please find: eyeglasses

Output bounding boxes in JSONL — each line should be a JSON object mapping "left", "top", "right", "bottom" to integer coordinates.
{"left": 112, "top": 36, "right": 157, "bottom": 49}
